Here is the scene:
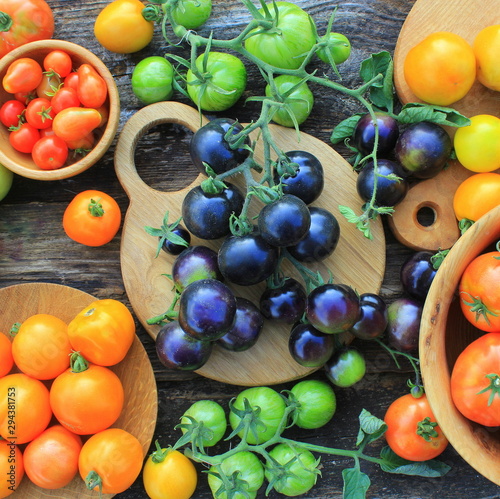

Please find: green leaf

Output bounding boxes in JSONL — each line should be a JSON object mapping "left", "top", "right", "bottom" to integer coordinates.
{"left": 342, "top": 467, "right": 371, "bottom": 499}
{"left": 359, "top": 51, "right": 394, "bottom": 111}
{"left": 397, "top": 103, "right": 470, "bottom": 127}
{"left": 330, "top": 114, "right": 362, "bottom": 144}
{"left": 356, "top": 408, "right": 387, "bottom": 446}
{"left": 379, "top": 446, "right": 451, "bottom": 477}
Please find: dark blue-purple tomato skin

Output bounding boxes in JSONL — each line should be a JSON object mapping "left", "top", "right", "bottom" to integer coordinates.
{"left": 400, "top": 251, "right": 437, "bottom": 302}
{"left": 178, "top": 278, "right": 237, "bottom": 341}
{"left": 217, "top": 297, "right": 264, "bottom": 352}
{"left": 156, "top": 320, "right": 212, "bottom": 371}
{"left": 288, "top": 322, "right": 335, "bottom": 367}
{"left": 350, "top": 293, "right": 388, "bottom": 340}
{"left": 356, "top": 159, "right": 409, "bottom": 207}
{"left": 181, "top": 182, "right": 245, "bottom": 240}
{"left": 274, "top": 150, "right": 324, "bottom": 205}
{"left": 385, "top": 297, "right": 423, "bottom": 353}
{"left": 189, "top": 118, "right": 251, "bottom": 175}
{"left": 161, "top": 224, "right": 191, "bottom": 255}
{"left": 172, "top": 245, "right": 222, "bottom": 292}
{"left": 394, "top": 121, "right": 452, "bottom": 179}
{"left": 353, "top": 112, "right": 400, "bottom": 156}
{"left": 258, "top": 194, "right": 311, "bottom": 247}
{"left": 259, "top": 277, "right": 307, "bottom": 323}
{"left": 218, "top": 232, "right": 279, "bottom": 286}
{"left": 306, "top": 283, "right": 361, "bottom": 334}
{"left": 286, "top": 207, "right": 340, "bottom": 263}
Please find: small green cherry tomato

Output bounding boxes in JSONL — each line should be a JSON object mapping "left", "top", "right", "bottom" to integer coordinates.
{"left": 0, "top": 164, "right": 14, "bottom": 201}
{"left": 324, "top": 347, "right": 366, "bottom": 388}
{"left": 265, "top": 75, "right": 314, "bottom": 128}
{"left": 180, "top": 399, "right": 227, "bottom": 448}
{"left": 187, "top": 51, "right": 247, "bottom": 112}
{"left": 290, "top": 379, "right": 336, "bottom": 429}
{"left": 132, "top": 56, "right": 175, "bottom": 104}
{"left": 317, "top": 32, "right": 351, "bottom": 65}
{"left": 166, "top": 0, "right": 212, "bottom": 30}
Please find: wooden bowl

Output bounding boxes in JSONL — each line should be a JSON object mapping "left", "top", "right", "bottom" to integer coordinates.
{"left": 0, "top": 283, "right": 157, "bottom": 498}
{"left": 420, "top": 205, "right": 500, "bottom": 486}
{"left": 0, "top": 40, "right": 120, "bottom": 181}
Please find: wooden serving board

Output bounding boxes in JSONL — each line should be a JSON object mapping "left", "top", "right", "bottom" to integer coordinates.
{"left": 0, "top": 283, "right": 157, "bottom": 499}
{"left": 115, "top": 101, "right": 386, "bottom": 387}
{"left": 390, "top": 0, "right": 500, "bottom": 251}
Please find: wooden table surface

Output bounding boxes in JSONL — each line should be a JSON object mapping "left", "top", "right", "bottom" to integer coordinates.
{"left": 1, "top": 1, "right": 499, "bottom": 498}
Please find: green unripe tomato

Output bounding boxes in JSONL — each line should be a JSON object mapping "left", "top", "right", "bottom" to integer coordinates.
{"left": 324, "top": 347, "right": 366, "bottom": 388}
{"left": 131, "top": 56, "right": 174, "bottom": 105}
{"left": 0, "top": 164, "right": 13, "bottom": 201}
{"left": 180, "top": 399, "right": 227, "bottom": 447}
{"left": 165, "top": 0, "right": 212, "bottom": 30}
{"left": 290, "top": 379, "right": 336, "bottom": 429}
{"left": 317, "top": 32, "right": 351, "bottom": 65}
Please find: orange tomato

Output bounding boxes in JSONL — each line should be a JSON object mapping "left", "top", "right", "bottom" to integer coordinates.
{"left": 23, "top": 424, "right": 82, "bottom": 489}
{"left": 0, "top": 439, "right": 24, "bottom": 498}
{"left": 473, "top": 24, "right": 500, "bottom": 92}
{"left": 0, "top": 373, "right": 52, "bottom": 444}
{"left": 79, "top": 428, "right": 144, "bottom": 495}
{"left": 52, "top": 106, "right": 102, "bottom": 142}
{"left": 68, "top": 299, "right": 135, "bottom": 366}
{"left": 404, "top": 31, "right": 476, "bottom": 106}
{"left": 77, "top": 63, "right": 108, "bottom": 108}
{"left": 11, "top": 313, "right": 72, "bottom": 380}
{"left": 49, "top": 353, "right": 124, "bottom": 435}
{"left": 63, "top": 189, "right": 122, "bottom": 246}
{"left": 0, "top": 334, "right": 14, "bottom": 378}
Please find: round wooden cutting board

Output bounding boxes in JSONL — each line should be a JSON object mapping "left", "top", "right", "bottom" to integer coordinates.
{"left": 390, "top": 0, "right": 500, "bottom": 251}
{"left": 115, "top": 101, "right": 386, "bottom": 387}
{"left": 0, "top": 283, "right": 157, "bottom": 499}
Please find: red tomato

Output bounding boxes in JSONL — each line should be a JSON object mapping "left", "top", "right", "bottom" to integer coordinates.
{"left": 78, "top": 428, "right": 144, "bottom": 495}
{"left": 0, "top": 373, "right": 52, "bottom": 444}
{"left": 459, "top": 250, "right": 500, "bottom": 333}
{"left": 23, "top": 424, "right": 82, "bottom": 489}
{"left": 0, "top": 0, "right": 54, "bottom": 59}
{"left": 0, "top": 333, "right": 14, "bottom": 378}
{"left": 50, "top": 86, "right": 81, "bottom": 114}
{"left": 32, "top": 135, "right": 69, "bottom": 170}
{"left": 2, "top": 57, "right": 43, "bottom": 94}
{"left": 77, "top": 63, "right": 108, "bottom": 108}
{"left": 0, "top": 439, "right": 24, "bottom": 497}
{"left": 8, "top": 122, "right": 40, "bottom": 153}
{"left": 52, "top": 106, "right": 102, "bottom": 142}
{"left": 49, "top": 353, "right": 124, "bottom": 435}
{"left": 14, "top": 90, "right": 36, "bottom": 105}
{"left": 63, "top": 189, "right": 122, "bottom": 246}
{"left": 64, "top": 71, "right": 79, "bottom": 91}
{"left": 0, "top": 100, "right": 25, "bottom": 128}
{"left": 384, "top": 393, "right": 448, "bottom": 461}
{"left": 43, "top": 49, "right": 73, "bottom": 78}
{"left": 451, "top": 332, "right": 500, "bottom": 427}
{"left": 66, "top": 132, "right": 95, "bottom": 151}
{"left": 25, "top": 97, "right": 55, "bottom": 129}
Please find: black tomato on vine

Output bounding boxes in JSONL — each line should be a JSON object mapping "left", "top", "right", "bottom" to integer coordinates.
{"left": 274, "top": 150, "right": 324, "bottom": 205}
{"left": 181, "top": 182, "right": 245, "bottom": 240}
{"left": 258, "top": 194, "right": 311, "bottom": 247}
{"left": 178, "top": 278, "right": 237, "bottom": 341}
{"left": 286, "top": 207, "right": 340, "bottom": 262}
{"left": 189, "top": 118, "right": 251, "bottom": 175}
{"left": 288, "top": 322, "right": 335, "bottom": 367}
{"left": 400, "top": 251, "right": 438, "bottom": 302}
{"left": 217, "top": 232, "right": 279, "bottom": 286}
{"left": 156, "top": 320, "right": 212, "bottom": 371}
{"left": 349, "top": 292, "right": 388, "bottom": 341}
{"left": 385, "top": 297, "right": 423, "bottom": 353}
{"left": 259, "top": 277, "right": 307, "bottom": 323}
{"left": 161, "top": 224, "right": 191, "bottom": 255}
{"left": 353, "top": 112, "right": 400, "bottom": 155}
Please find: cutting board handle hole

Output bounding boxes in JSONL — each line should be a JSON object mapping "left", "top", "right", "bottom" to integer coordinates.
{"left": 416, "top": 205, "right": 437, "bottom": 228}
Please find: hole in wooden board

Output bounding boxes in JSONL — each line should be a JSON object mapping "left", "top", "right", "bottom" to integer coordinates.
{"left": 133, "top": 122, "right": 199, "bottom": 192}
{"left": 416, "top": 205, "right": 436, "bottom": 227}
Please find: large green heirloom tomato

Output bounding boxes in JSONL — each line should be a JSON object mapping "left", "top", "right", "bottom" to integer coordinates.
{"left": 290, "top": 379, "right": 336, "bottom": 429}
{"left": 244, "top": 1, "right": 316, "bottom": 70}
{"left": 187, "top": 51, "right": 247, "bottom": 112}
{"left": 131, "top": 56, "right": 175, "bottom": 104}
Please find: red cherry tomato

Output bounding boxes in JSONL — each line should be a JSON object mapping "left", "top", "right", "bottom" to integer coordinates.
{"left": 50, "top": 86, "right": 81, "bottom": 114}
{"left": 9, "top": 122, "right": 40, "bottom": 153}
{"left": 43, "top": 49, "right": 73, "bottom": 78}
{"left": 64, "top": 71, "right": 79, "bottom": 91}
{"left": 25, "top": 97, "right": 55, "bottom": 129}
{"left": 77, "top": 63, "right": 107, "bottom": 108}
{"left": 0, "top": 99, "right": 25, "bottom": 128}
{"left": 32, "top": 135, "right": 69, "bottom": 170}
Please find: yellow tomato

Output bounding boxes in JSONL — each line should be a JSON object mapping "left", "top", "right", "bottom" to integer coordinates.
{"left": 473, "top": 24, "right": 500, "bottom": 91}
{"left": 403, "top": 31, "right": 476, "bottom": 106}
{"left": 94, "top": 0, "right": 154, "bottom": 54}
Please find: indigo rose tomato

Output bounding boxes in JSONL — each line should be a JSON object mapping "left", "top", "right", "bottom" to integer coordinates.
{"left": 349, "top": 292, "right": 388, "bottom": 340}
{"left": 288, "top": 322, "right": 335, "bottom": 368}
{"left": 217, "top": 297, "right": 264, "bottom": 352}
{"left": 290, "top": 379, "right": 336, "bottom": 429}
{"left": 385, "top": 297, "right": 423, "bottom": 353}
{"left": 395, "top": 121, "right": 452, "bottom": 179}
{"left": 178, "top": 278, "right": 237, "bottom": 341}
{"left": 218, "top": 232, "right": 279, "bottom": 286}
{"left": 400, "top": 251, "right": 439, "bottom": 302}
{"left": 259, "top": 277, "right": 306, "bottom": 324}
{"left": 324, "top": 347, "right": 366, "bottom": 388}
{"left": 181, "top": 399, "right": 227, "bottom": 447}
{"left": 190, "top": 118, "right": 251, "bottom": 175}
{"left": 356, "top": 159, "right": 409, "bottom": 207}
{"left": 187, "top": 51, "right": 247, "bottom": 112}
{"left": 156, "top": 320, "right": 212, "bottom": 371}
{"left": 353, "top": 112, "right": 400, "bottom": 156}
{"left": 181, "top": 182, "right": 245, "bottom": 240}
{"left": 316, "top": 32, "right": 351, "bottom": 65}
{"left": 286, "top": 206, "right": 340, "bottom": 263}
{"left": 244, "top": 1, "right": 316, "bottom": 70}
{"left": 131, "top": 56, "right": 175, "bottom": 104}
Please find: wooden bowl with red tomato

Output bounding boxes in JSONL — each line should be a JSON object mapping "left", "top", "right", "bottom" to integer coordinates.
{"left": 0, "top": 39, "right": 120, "bottom": 181}
{"left": 419, "top": 204, "right": 500, "bottom": 486}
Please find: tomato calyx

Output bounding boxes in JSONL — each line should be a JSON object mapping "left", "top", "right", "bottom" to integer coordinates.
{"left": 175, "top": 416, "right": 217, "bottom": 452}
{"left": 149, "top": 440, "right": 174, "bottom": 464}
{"left": 88, "top": 198, "right": 105, "bottom": 218}
{"left": 144, "top": 211, "right": 190, "bottom": 258}
{"left": 460, "top": 291, "right": 499, "bottom": 327}
{"left": 0, "top": 12, "right": 13, "bottom": 32}
{"left": 477, "top": 373, "right": 500, "bottom": 407}
{"left": 69, "top": 351, "right": 89, "bottom": 373}
{"left": 84, "top": 470, "right": 104, "bottom": 498}
{"left": 416, "top": 416, "right": 439, "bottom": 442}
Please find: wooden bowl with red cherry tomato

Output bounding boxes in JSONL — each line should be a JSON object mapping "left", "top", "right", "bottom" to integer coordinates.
{"left": 0, "top": 39, "right": 120, "bottom": 181}
{"left": 420, "top": 204, "right": 500, "bottom": 486}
